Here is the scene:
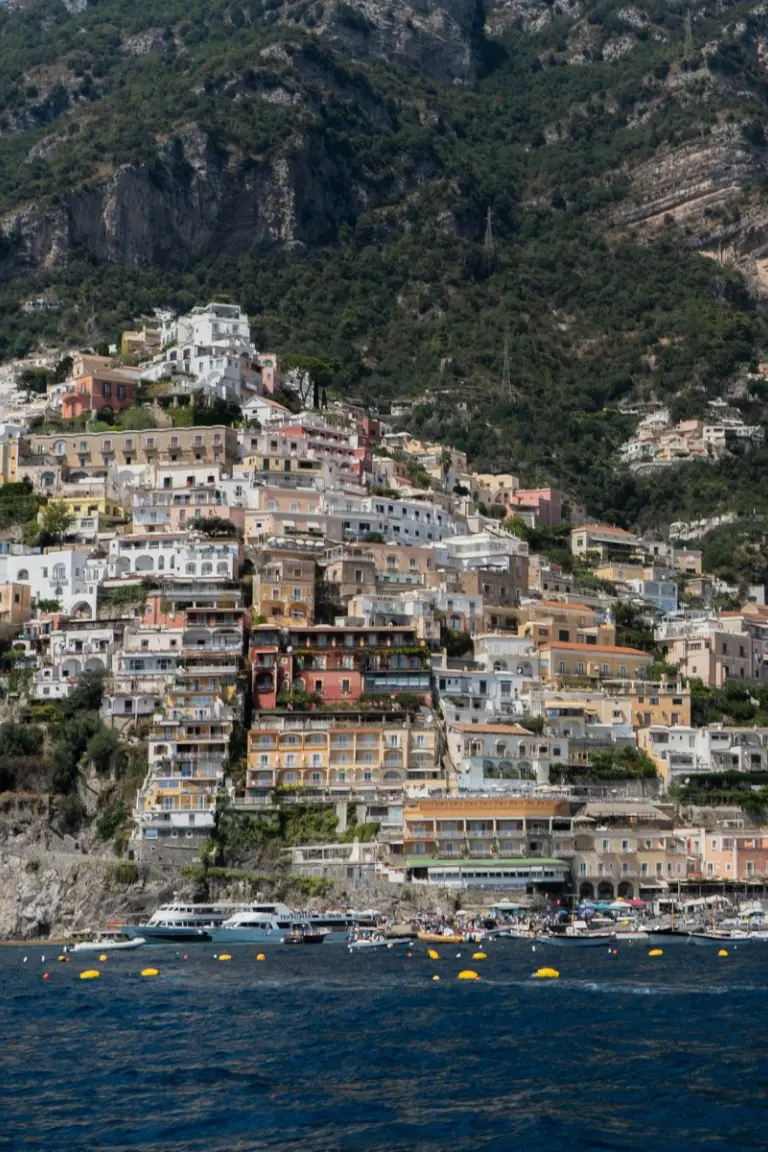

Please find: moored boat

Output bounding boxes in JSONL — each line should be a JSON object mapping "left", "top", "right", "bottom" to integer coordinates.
{"left": 689, "top": 930, "right": 752, "bottom": 947}
{"left": 535, "top": 931, "right": 615, "bottom": 948}
{"left": 417, "top": 932, "right": 464, "bottom": 945}
{"left": 71, "top": 936, "right": 146, "bottom": 953}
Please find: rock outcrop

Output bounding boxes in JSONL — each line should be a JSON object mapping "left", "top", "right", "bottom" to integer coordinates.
{"left": 0, "top": 125, "right": 362, "bottom": 274}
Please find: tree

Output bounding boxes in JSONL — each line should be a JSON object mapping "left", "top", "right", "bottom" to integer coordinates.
{"left": 64, "top": 669, "right": 106, "bottom": 715}
{"left": 86, "top": 727, "right": 121, "bottom": 773}
{"left": 38, "top": 502, "right": 73, "bottom": 545}
{"left": 190, "top": 516, "right": 238, "bottom": 537}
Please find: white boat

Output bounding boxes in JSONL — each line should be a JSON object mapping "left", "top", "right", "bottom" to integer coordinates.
{"left": 124, "top": 898, "right": 378, "bottom": 944}
{"left": 536, "top": 931, "right": 616, "bottom": 948}
{"left": 348, "top": 933, "right": 390, "bottom": 950}
{"left": 72, "top": 936, "right": 146, "bottom": 953}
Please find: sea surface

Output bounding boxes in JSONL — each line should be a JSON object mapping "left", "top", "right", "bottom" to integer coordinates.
{"left": 2, "top": 939, "right": 768, "bottom": 1152}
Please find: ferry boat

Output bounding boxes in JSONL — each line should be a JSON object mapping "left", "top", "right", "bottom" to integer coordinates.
{"left": 210, "top": 904, "right": 378, "bottom": 945}
{"left": 120, "top": 900, "right": 260, "bottom": 942}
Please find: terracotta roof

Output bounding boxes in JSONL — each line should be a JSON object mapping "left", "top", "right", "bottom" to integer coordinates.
{"left": 535, "top": 600, "right": 597, "bottom": 612}
{"left": 539, "top": 641, "right": 651, "bottom": 657}
{"left": 452, "top": 723, "right": 534, "bottom": 735}
{"left": 572, "top": 524, "right": 636, "bottom": 537}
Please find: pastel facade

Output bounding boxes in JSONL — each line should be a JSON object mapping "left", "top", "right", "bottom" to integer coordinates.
{"left": 539, "top": 642, "right": 652, "bottom": 682}
{"left": 247, "top": 713, "right": 439, "bottom": 796}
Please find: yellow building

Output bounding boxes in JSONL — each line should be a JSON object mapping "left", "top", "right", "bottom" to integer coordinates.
{"left": 253, "top": 550, "right": 316, "bottom": 625}
{"left": 247, "top": 713, "right": 439, "bottom": 794}
{"left": 242, "top": 453, "right": 324, "bottom": 479}
{"left": 27, "top": 426, "right": 238, "bottom": 469}
{"left": 0, "top": 438, "right": 19, "bottom": 484}
{"left": 517, "top": 599, "right": 616, "bottom": 647}
{"left": 539, "top": 641, "right": 652, "bottom": 682}
{"left": 0, "top": 582, "right": 31, "bottom": 625}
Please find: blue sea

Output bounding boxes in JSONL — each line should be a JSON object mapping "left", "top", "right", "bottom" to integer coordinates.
{"left": 3, "top": 940, "right": 768, "bottom": 1151}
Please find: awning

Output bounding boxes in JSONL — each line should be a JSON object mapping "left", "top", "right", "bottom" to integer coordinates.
{"left": 640, "top": 879, "right": 669, "bottom": 889}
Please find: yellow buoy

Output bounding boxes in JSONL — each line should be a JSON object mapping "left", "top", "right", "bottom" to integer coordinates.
{"left": 718, "top": 948, "right": 728, "bottom": 957}
{"left": 472, "top": 951, "right": 487, "bottom": 960}
{"left": 256, "top": 953, "right": 266, "bottom": 961}
{"left": 457, "top": 969, "right": 480, "bottom": 980}
{"left": 99, "top": 954, "right": 108, "bottom": 962}
{"left": 141, "top": 968, "right": 159, "bottom": 977}
{"left": 80, "top": 969, "right": 100, "bottom": 980}
{"left": 427, "top": 949, "right": 440, "bottom": 960}
{"left": 218, "top": 954, "right": 232, "bottom": 962}
{"left": 532, "top": 967, "right": 559, "bottom": 979}
{"left": 57, "top": 955, "right": 67, "bottom": 962}
{"left": 648, "top": 949, "right": 663, "bottom": 957}
{"left": 432, "top": 974, "right": 440, "bottom": 981}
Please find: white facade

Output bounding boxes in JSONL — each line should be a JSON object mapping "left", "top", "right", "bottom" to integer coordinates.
{"left": 0, "top": 548, "right": 96, "bottom": 617}
{"left": 436, "top": 531, "right": 528, "bottom": 570}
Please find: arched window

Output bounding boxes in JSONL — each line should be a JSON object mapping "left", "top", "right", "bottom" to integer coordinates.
{"left": 201, "top": 562, "right": 212, "bottom": 575}
{"left": 216, "top": 562, "right": 228, "bottom": 574}
{"left": 495, "top": 741, "right": 507, "bottom": 757}
{"left": 186, "top": 563, "right": 196, "bottom": 574}
{"left": 16, "top": 568, "right": 29, "bottom": 581}
{"left": 52, "top": 563, "right": 66, "bottom": 581}
{"left": 518, "top": 744, "right": 526, "bottom": 757}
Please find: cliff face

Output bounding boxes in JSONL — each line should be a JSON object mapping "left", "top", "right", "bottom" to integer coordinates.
{"left": 611, "top": 124, "right": 768, "bottom": 285}
{"left": 0, "top": 125, "right": 361, "bottom": 273}
{"left": 290, "top": 0, "right": 482, "bottom": 80}
{"left": 0, "top": 798, "right": 170, "bottom": 939}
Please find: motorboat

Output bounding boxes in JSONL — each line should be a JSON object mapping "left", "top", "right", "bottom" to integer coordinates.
{"left": 348, "top": 933, "right": 390, "bottom": 951}
{"left": 536, "top": 931, "right": 615, "bottom": 948}
{"left": 417, "top": 931, "right": 464, "bottom": 945}
{"left": 71, "top": 936, "right": 146, "bottom": 953}
{"left": 689, "top": 930, "right": 752, "bottom": 947}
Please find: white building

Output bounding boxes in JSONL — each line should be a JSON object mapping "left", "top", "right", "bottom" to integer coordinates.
{"left": 0, "top": 548, "right": 96, "bottom": 617}
{"left": 436, "top": 530, "right": 528, "bottom": 570}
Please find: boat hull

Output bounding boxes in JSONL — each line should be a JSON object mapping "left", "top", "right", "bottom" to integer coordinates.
{"left": 120, "top": 925, "right": 212, "bottom": 942}
{"left": 536, "top": 934, "right": 615, "bottom": 948}
{"left": 417, "top": 933, "right": 464, "bottom": 945}
{"left": 689, "top": 933, "right": 752, "bottom": 947}
{"left": 72, "top": 937, "right": 146, "bottom": 953}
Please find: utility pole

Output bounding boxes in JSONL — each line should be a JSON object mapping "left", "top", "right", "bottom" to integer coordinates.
{"left": 501, "top": 335, "right": 512, "bottom": 398}
{"left": 484, "top": 206, "right": 494, "bottom": 261}
{"left": 683, "top": 8, "right": 693, "bottom": 60}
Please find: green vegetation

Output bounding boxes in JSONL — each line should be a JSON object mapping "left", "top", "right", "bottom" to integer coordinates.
{"left": 674, "top": 771, "right": 768, "bottom": 818}
{"left": 690, "top": 680, "right": 768, "bottom": 728}
{"left": 552, "top": 746, "right": 659, "bottom": 782}
{"left": 0, "top": 0, "right": 762, "bottom": 523}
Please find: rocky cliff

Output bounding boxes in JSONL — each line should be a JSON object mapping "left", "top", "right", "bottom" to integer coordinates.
{"left": 0, "top": 123, "right": 363, "bottom": 273}
{"left": 0, "top": 797, "right": 172, "bottom": 939}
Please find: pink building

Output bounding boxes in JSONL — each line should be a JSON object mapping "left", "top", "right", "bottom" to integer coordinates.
{"left": 507, "top": 487, "right": 563, "bottom": 527}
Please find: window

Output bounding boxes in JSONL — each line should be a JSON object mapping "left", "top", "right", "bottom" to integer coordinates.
{"left": 601, "top": 664, "right": 609, "bottom": 676}
{"left": 102, "top": 382, "right": 112, "bottom": 398}
{"left": 117, "top": 384, "right": 126, "bottom": 400}
{"left": 342, "top": 679, "right": 350, "bottom": 695}
{"left": 314, "top": 680, "right": 323, "bottom": 693}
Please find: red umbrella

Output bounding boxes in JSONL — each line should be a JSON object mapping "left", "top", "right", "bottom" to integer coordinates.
{"left": 628, "top": 898, "right": 646, "bottom": 907}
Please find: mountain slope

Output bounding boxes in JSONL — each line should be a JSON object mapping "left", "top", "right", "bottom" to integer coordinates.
{"left": 1, "top": 0, "right": 768, "bottom": 515}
